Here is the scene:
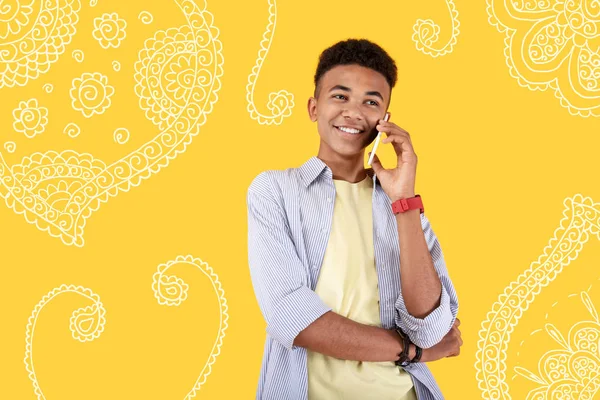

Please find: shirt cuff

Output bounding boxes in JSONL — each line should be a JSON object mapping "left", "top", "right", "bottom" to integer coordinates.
{"left": 394, "top": 285, "right": 455, "bottom": 349}
{"left": 267, "top": 286, "right": 332, "bottom": 351}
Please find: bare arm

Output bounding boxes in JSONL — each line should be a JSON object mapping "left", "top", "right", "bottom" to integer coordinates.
{"left": 395, "top": 207, "right": 442, "bottom": 318}
{"left": 370, "top": 119, "right": 459, "bottom": 349}
{"left": 294, "top": 311, "right": 415, "bottom": 362}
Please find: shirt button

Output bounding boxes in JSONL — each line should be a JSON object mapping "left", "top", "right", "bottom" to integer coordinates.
{"left": 311, "top": 264, "right": 318, "bottom": 270}
{"left": 321, "top": 227, "right": 327, "bottom": 233}
{"left": 327, "top": 197, "right": 332, "bottom": 203}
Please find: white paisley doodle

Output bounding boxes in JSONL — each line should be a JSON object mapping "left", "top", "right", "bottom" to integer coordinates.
{"left": 151, "top": 255, "right": 229, "bottom": 398}
{"left": 246, "top": 0, "right": 294, "bottom": 125}
{"left": 22, "top": 256, "right": 227, "bottom": 399}
{"left": 42, "top": 84, "right": 53, "bottom": 93}
{"left": 12, "top": 98, "right": 48, "bottom": 139}
{"left": 475, "top": 194, "right": 600, "bottom": 399}
{"left": 0, "top": 0, "right": 224, "bottom": 246}
{"left": 487, "top": 0, "right": 600, "bottom": 117}
{"left": 24, "top": 284, "right": 107, "bottom": 400}
{"left": 70, "top": 72, "right": 115, "bottom": 117}
{"left": 112, "top": 60, "right": 121, "bottom": 71}
{"left": 0, "top": 0, "right": 82, "bottom": 88}
{"left": 412, "top": 0, "right": 460, "bottom": 57}
{"left": 514, "top": 291, "right": 600, "bottom": 399}
{"left": 92, "top": 12, "right": 127, "bottom": 49}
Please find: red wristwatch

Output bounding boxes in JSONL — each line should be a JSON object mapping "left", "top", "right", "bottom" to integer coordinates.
{"left": 391, "top": 195, "right": 424, "bottom": 215}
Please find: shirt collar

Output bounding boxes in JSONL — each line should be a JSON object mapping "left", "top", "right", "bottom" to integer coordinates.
{"left": 299, "top": 156, "right": 381, "bottom": 188}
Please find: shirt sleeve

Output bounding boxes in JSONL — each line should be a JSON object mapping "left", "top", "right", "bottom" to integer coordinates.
{"left": 247, "top": 172, "right": 332, "bottom": 351}
{"left": 394, "top": 213, "right": 459, "bottom": 349}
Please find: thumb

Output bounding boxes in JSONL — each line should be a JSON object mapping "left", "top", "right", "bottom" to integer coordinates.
{"left": 369, "top": 152, "right": 384, "bottom": 174}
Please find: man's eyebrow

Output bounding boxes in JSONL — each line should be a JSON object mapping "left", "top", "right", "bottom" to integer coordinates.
{"left": 328, "top": 84, "right": 384, "bottom": 101}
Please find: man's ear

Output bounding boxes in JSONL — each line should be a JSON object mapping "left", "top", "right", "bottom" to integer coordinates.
{"left": 307, "top": 97, "right": 317, "bottom": 122}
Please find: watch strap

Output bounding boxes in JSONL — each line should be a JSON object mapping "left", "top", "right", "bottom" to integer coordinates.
{"left": 391, "top": 194, "right": 424, "bottom": 215}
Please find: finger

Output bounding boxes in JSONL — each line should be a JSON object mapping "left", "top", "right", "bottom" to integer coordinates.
{"left": 369, "top": 152, "right": 384, "bottom": 174}
{"left": 455, "top": 318, "right": 460, "bottom": 327}
{"left": 377, "top": 120, "right": 410, "bottom": 134}
{"left": 378, "top": 125, "right": 411, "bottom": 140}
{"left": 381, "top": 136, "right": 414, "bottom": 152}
{"left": 381, "top": 133, "right": 410, "bottom": 144}
{"left": 382, "top": 136, "right": 416, "bottom": 159}
{"left": 377, "top": 121, "right": 410, "bottom": 135}
{"left": 381, "top": 131, "right": 413, "bottom": 148}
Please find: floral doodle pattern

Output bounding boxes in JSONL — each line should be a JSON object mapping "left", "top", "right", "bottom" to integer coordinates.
{"left": 0, "top": 0, "right": 81, "bottom": 88}
{"left": 70, "top": 72, "right": 115, "bottom": 118}
{"left": 12, "top": 99, "right": 48, "bottom": 138}
{"left": 487, "top": 0, "right": 600, "bottom": 117}
{"left": 476, "top": 194, "right": 600, "bottom": 399}
{"left": 92, "top": 12, "right": 127, "bottom": 49}
{"left": 515, "top": 291, "right": 600, "bottom": 399}
{"left": 0, "top": 0, "right": 224, "bottom": 246}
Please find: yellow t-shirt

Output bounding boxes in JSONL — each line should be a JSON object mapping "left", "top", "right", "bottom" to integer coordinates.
{"left": 307, "top": 176, "right": 417, "bottom": 400}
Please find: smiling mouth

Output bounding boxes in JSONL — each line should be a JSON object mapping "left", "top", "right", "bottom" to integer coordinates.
{"left": 334, "top": 126, "right": 365, "bottom": 135}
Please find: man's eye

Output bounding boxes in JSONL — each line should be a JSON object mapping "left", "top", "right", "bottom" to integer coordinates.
{"left": 333, "top": 94, "right": 346, "bottom": 100}
{"left": 367, "top": 100, "right": 379, "bottom": 106}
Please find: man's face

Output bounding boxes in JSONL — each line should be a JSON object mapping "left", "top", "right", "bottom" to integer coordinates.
{"left": 308, "top": 64, "right": 391, "bottom": 158}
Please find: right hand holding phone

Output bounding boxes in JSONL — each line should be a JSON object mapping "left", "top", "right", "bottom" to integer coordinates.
{"left": 420, "top": 318, "right": 462, "bottom": 362}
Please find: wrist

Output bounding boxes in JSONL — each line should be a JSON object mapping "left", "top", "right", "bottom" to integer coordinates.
{"left": 390, "top": 192, "right": 416, "bottom": 203}
{"left": 419, "top": 347, "right": 431, "bottom": 363}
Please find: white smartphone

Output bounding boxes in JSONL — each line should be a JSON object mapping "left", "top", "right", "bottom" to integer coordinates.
{"left": 367, "top": 112, "right": 391, "bottom": 166}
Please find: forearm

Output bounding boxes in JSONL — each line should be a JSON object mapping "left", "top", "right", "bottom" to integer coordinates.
{"left": 396, "top": 207, "right": 442, "bottom": 318}
{"left": 293, "top": 311, "right": 405, "bottom": 362}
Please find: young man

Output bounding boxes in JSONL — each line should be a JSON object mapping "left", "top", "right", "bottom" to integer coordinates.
{"left": 247, "top": 39, "right": 461, "bottom": 400}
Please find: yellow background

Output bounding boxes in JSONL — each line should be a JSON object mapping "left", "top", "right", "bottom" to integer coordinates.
{"left": 2, "top": 0, "right": 600, "bottom": 399}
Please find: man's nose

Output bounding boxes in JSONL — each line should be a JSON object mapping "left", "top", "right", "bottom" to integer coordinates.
{"left": 341, "top": 105, "right": 363, "bottom": 120}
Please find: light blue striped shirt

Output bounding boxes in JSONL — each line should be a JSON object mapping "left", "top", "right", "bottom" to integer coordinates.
{"left": 247, "top": 156, "right": 459, "bottom": 400}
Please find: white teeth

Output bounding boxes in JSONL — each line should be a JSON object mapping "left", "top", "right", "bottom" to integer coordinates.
{"left": 337, "top": 126, "right": 361, "bottom": 134}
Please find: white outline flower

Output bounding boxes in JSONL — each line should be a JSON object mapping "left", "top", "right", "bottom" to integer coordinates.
{"left": 92, "top": 12, "right": 127, "bottom": 49}
{"left": 12, "top": 98, "right": 48, "bottom": 138}
{"left": 70, "top": 72, "right": 115, "bottom": 118}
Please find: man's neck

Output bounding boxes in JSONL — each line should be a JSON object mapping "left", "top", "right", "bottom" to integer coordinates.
{"left": 316, "top": 153, "right": 368, "bottom": 183}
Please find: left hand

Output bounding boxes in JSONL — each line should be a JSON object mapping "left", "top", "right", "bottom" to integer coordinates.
{"left": 369, "top": 118, "right": 417, "bottom": 202}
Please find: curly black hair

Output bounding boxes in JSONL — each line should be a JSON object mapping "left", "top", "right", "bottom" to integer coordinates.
{"left": 313, "top": 38, "right": 397, "bottom": 98}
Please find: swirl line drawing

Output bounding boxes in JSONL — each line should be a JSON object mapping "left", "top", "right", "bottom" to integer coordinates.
{"left": 412, "top": 0, "right": 460, "bottom": 57}
{"left": 245, "top": 0, "right": 294, "bottom": 125}
{"left": 24, "top": 284, "right": 107, "bottom": 400}
{"left": 151, "top": 255, "right": 229, "bottom": 399}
